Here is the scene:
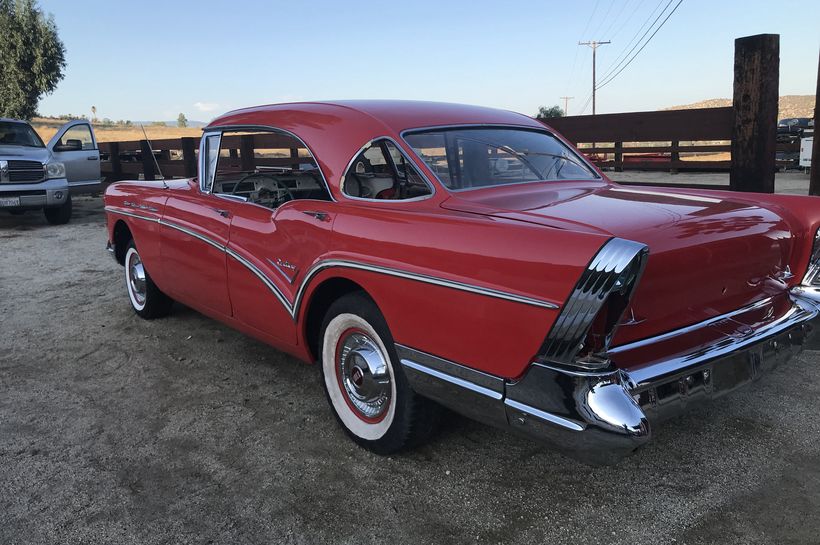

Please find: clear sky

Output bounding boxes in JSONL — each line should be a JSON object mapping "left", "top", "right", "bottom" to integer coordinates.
{"left": 37, "top": 0, "right": 819, "bottom": 122}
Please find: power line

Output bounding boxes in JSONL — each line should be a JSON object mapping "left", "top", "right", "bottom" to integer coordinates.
{"left": 598, "top": 0, "right": 634, "bottom": 42}
{"left": 598, "top": 0, "right": 670, "bottom": 83}
{"left": 564, "top": 0, "right": 601, "bottom": 96}
{"left": 596, "top": 0, "right": 684, "bottom": 90}
{"left": 607, "top": 0, "right": 648, "bottom": 42}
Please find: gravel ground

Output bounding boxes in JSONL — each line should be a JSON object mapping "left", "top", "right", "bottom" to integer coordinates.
{"left": 1, "top": 196, "right": 819, "bottom": 545}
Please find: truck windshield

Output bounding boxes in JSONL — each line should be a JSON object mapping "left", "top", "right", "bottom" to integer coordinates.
{"left": 403, "top": 127, "right": 598, "bottom": 191}
{"left": 0, "top": 121, "right": 45, "bottom": 148}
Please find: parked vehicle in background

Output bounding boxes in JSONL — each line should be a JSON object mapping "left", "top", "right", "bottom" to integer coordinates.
{"left": 0, "top": 119, "right": 101, "bottom": 224}
{"left": 777, "top": 117, "right": 813, "bottom": 142}
{"left": 104, "top": 101, "right": 820, "bottom": 465}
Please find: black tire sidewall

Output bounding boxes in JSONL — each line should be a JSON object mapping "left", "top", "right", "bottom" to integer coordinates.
{"left": 319, "top": 292, "right": 419, "bottom": 455}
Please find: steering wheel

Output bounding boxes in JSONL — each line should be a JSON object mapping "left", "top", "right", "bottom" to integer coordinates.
{"left": 231, "top": 172, "right": 295, "bottom": 207}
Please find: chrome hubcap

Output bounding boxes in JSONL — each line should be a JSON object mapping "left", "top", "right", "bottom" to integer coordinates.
{"left": 128, "top": 252, "right": 147, "bottom": 306}
{"left": 337, "top": 331, "right": 391, "bottom": 420}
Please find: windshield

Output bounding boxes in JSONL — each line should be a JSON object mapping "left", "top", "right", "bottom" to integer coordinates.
{"left": 403, "top": 127, "right": 598, "bottom": 191}
{"left": 0, "top": 121, "right": 45, "bottom": 148}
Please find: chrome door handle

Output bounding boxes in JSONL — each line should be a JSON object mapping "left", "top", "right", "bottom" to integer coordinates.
{"left": 87, "top": 156, "right": 99, "bottom": 161}
{"left": 213, "top": 208, "right": 231, "bottom": 218}
{"left": 303, "top": 210, "right": 329, "bottom": 221}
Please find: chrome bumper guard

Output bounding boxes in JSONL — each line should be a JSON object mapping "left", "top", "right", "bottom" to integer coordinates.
{"left": 398, "top": 289, "right": 820, "bottom": 465}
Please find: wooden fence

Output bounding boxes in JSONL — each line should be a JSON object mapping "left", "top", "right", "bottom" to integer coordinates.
{"left": 544, "top": 106, "right": 800, "bottom": 174}
{"left": 99, "top": 132, "right": 310, "bottom": 183}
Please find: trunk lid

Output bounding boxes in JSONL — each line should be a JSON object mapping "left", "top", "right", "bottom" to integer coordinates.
{"left": 441, "top": 181, "right": 795, "bottom": 347}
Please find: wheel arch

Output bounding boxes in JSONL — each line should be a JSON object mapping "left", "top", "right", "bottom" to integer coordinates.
{"left": 112, "top": 219, "right": 133, "bottom": 265}
{"left": 302, "top": 276, "right": 374, "bottom": 362}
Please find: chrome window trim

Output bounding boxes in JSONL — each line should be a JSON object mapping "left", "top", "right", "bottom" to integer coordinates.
{"left": 399, "top": 123, "right": 602, "bottom": 193}
{"left": 104, "top": 206, "right": 559, "bottom": 318}
{"left": 340, "top": 136, "right": 436, "bottom": 202}
{"left": 199, "top": 124, "right": 334, "bottom": 201}
{"left": 198, "top": 131, "right": 222, "bottom": 193}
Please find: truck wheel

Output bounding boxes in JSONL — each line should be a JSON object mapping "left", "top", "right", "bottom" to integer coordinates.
{"left": 44, "top": 195, "right": 72, "bottom": 225}
{"left": 320, "top": 292, "right": 439, "bottom": 454}
{"left": 124, "top": 240, "right": 173, "bottom": 319}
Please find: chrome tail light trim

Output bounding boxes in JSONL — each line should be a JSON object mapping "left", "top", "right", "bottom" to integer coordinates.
{"left": 538, "top": 237, "right": 649, "bottom": 369}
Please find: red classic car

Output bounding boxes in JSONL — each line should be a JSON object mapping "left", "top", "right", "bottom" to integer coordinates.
{"left": 104, "top": 101, "right": 820, "bottom": 464}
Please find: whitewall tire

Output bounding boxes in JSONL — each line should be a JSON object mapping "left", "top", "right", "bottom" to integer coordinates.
{"left": 319, "top": 292, "right": 440, "bottom": 454}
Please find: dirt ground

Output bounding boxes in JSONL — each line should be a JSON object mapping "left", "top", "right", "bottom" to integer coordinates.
{"left": 2, "top": 194, "right": 820, "bottom": 545}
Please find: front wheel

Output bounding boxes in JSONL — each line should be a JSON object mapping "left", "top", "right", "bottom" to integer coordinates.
{"left": 44, "top": 195, "right": 72, "bottom": 225}
{"left": 320, "top": 292, "right": 439, "bottom": 454}
{"left": 124, "top": 240, "right": 174, "bottom": 319}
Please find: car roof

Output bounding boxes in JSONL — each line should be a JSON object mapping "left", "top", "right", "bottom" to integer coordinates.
{"left": 208, "top": 100, "right": 542, "bottom": 133}
{"left": 0, "top": 118, "right": 32, "bottom": 125}
{"left": 206, "top": 101, "right": 546, "bottom": 198}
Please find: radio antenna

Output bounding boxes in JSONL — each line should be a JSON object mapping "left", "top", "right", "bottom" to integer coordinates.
{"left": 139, "top": 123, "right": 168, "bottom": 189}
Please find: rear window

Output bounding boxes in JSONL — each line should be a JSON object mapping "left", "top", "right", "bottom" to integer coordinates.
{"left": 403, "top": 127, "right": 597, "bottom": 191}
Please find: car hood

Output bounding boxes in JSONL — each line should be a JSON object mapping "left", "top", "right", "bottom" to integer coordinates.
{"left": 0, "top": 145, "right": 52, "bottom": 163}
{"left": 441, "top": 181, "right": 795, "bottom": 347}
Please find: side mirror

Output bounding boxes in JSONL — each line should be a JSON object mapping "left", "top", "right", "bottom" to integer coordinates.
{"left": 53, "top": 139, "right": 83, "bottom": 152}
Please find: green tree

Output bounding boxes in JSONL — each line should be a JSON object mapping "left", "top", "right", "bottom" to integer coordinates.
{"left": 535, "top": 105, "right": 565, "bottom": 119}
{"left": 177, "top": 113, "right": 188, "bottom": 128}
{"left": 0, "top": 0, "right": 66, "bottom": 119}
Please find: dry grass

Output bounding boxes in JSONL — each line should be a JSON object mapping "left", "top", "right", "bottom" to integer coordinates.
{"left": 30, "top": 118, "right": 202, "bottom": 144}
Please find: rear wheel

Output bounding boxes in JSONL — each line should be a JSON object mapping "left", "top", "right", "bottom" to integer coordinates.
{"left": 124, "top": 240, "right": 173, "bottom": 319}
{"left": 44, "top": 195, "right": 72, "bottom": 225}
{"left": 320, "top": 292, "right": 439, "bottom": 454}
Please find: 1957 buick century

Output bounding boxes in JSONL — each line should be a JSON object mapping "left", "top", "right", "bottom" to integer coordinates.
{"left": 104, "top": 101, "right": 820, "bottom": 464}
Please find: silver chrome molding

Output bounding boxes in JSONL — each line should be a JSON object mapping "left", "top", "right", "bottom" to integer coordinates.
{"left": 608, "top": 296, "right": 777, "bottom": 355}
{"left": 105, "top": 207, "right": 559, "bottom": 320}
{"left": 802, "top": 227, "right": 820, "bottom": 285}
{"left": 397, "top": 290, "right": 820, "bottom": 465}
{"left": 538, "top": 237, "right": 648, "bottom": 369}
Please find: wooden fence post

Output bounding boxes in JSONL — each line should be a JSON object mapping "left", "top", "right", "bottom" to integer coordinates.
{"left": 614, "top": 142, "right": 623, "bottom": 172}
{"left": 730, "top": 34, "right": 779, "bottom": 193}
{"left": 290, "top": 147, "right": 300, "bottom": 171}
{"left": 140, "top": 140, "right": 156, "bottom": 181}
{"left": 108, "top": 141, "right": 122, "bottom": 182}
{"left": 180, "top": 137, "right": 198, "bottom": 178}
{"left": 670, "top": 140, "right": 680, "bottom": 174}
{"left": 240, "top": 135, "right": 255, "bottom": 171}
{"left": 810, "top": 49, "right": 820, "bottom": 196}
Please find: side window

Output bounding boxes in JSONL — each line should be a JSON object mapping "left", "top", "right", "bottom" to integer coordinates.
{"left": 208, "top": 130, "right": 329, "bottom": 209}
{"left": 343, "top": 139, "right": 432, "bottom": 200}
{"left": 59, "top": 124, "right": 95, "bottom": 151}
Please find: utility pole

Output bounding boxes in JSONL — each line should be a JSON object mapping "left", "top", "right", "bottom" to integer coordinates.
{"left": 559, "top": 96, "right": 574, "bottom": 115}
{"left": 579, "top": 40, "right": 611, "bottom": 114}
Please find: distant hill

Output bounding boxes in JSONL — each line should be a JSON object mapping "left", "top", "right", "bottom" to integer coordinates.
{"left": 665, "top": 95, "right": 815, "bottom": 120}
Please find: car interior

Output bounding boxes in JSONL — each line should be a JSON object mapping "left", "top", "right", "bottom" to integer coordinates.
{"left": 211, "top": 131, "right": 330, "bottom": 209}
{"left": 342, "top": 139, "right": 432, "bottom": 200}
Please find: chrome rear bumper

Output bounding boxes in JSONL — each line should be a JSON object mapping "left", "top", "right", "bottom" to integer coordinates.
{"left": 399, "top": 289, "right": 820, "bottom": 465}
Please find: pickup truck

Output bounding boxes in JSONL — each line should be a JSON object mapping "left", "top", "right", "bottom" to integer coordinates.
{"left": 0, "top": 118, "right": 101, "bottom": 224}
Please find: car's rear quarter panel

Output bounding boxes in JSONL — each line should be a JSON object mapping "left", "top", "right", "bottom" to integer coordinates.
{"left": 320, "top": 204, "right": 609, "bottom": 379}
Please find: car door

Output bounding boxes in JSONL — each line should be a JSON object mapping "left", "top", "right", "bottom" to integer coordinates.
{"left": 158, "top": 133, "right": 234, "bottom": 317}
{"left": 226, "top": 199, "right": 335, "bottom": 344}
{"left": 47, "top": 120, "right": 101, "bottom": 191}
